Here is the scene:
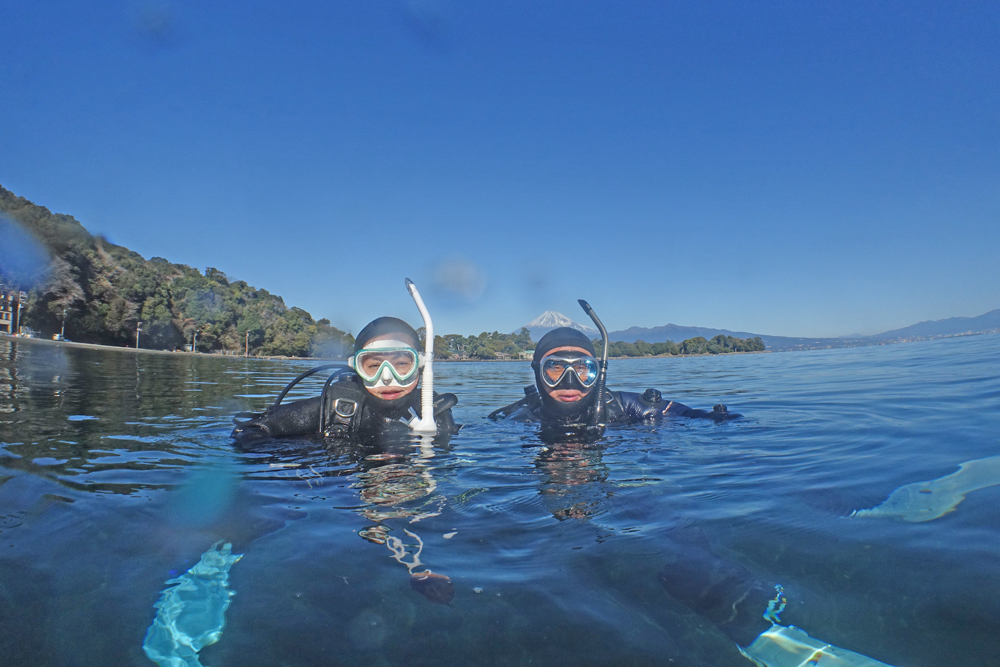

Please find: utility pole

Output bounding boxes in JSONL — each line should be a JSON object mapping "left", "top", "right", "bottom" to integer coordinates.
{"left": 15, "top": 291, "right": 25, "bottom": 336}
{"left": 245, "top": 330, "right": 249, "bottom": 358}
{"left": 193, "top": 329, "right": 197, "bottom": 353}
{"left": 136, "top": 321, "right": 142, "bottom": 349}
{"left": 60, "top": 307, "right": 67, "bottom": 340}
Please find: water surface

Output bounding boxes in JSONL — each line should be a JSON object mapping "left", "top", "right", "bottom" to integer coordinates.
{"left": 2, "top": 334, "right": 999, "bottom": 666}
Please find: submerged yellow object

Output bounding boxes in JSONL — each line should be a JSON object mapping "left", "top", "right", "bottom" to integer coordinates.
{"left": 851, "top": 455, "right": 1000, "bottom": 522}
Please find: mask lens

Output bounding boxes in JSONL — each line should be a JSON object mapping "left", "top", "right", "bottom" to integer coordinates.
{"left": 542, "top": 358, "right": 569, "bottom": 384}
{"left": 355, "top": 348, "right": 418, "bottom": 384}
{"left": 541, "top": 355, "right": 598, "bottom": 388}
{"left": 570, "top": 359, "right": 598, "bottom": 386}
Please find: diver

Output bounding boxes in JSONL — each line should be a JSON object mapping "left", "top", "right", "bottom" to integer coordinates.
{"left": 232, "top": 280, "right": 459, "bottom": 447}
{"left": 489, "top": 300, "right": 739, "bottom": 440}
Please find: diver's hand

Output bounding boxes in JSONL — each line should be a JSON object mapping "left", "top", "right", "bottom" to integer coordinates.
{"left": 712, "top": 404, "right": 741, "bottom": 421}
{"left": 433, "top": 393, "right": 458, "bottom": 416}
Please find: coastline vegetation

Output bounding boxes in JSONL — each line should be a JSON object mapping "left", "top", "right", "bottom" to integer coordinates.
{"left": 431, "top": 329, "right": 535, "bottom": 360}
{"left": 0, "top": 184, "right": 353, "bottom": 357}
{"left": 428, "top": 330, "right": 764, "bottom": 360}
{"left": 593, "top": 335, "right": 766, "bottom": 358}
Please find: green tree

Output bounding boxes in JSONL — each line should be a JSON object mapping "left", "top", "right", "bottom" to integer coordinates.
{"left": 433, "top": 335, "right": 453, "bottom": 359}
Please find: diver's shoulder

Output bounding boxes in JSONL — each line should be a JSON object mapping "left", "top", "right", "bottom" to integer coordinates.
{"left": 488, "top": 385, "right": 542, "bottom": 422}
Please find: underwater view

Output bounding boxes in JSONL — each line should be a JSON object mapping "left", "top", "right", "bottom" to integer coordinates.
{"left": 2, "top": 333, "right": 999, "bottom": 667}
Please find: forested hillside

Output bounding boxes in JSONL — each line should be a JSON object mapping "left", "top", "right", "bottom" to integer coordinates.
{"left": 0, "top": 184, "right": 353, "bottom": 357}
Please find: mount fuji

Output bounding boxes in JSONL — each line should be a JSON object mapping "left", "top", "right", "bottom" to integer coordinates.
{"left": 519, "top": 311, "right": 597, "bottom": 341}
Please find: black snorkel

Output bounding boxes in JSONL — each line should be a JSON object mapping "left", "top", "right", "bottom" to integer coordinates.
{"left": 270, "top": 364, "right": 351, "bottom": 409}
{"left": 577, "top": 299, "right": 609, "bottom": 431}
{"left": 231, "top": 363, "right": 353, "bottom": 437}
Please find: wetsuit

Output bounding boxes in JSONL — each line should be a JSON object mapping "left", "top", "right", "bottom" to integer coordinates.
{"left": 489, "top": 385, "right": 737, "bottom": 424}
{"left": 232, "top": 316, "right": 461, "bottom": 448}
{"left": 231, "top": 376, "right": 458, "bottom": 448}
{"left": 488, "top": 327, "right": 739, "bottom": 441}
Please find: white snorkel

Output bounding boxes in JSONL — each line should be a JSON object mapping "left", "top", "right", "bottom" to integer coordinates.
{"left": 405, "top": 278, "right": 437, "bottom": 435}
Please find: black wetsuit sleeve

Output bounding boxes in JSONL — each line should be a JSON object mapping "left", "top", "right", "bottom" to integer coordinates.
{"left": 231, "top": 396, "right": 322, "bottom": 447}
{"left": 488, "top": 400, "right": 540, "bottom": 422}
{"left": 433, "top": 392, "right": 461, "bottom": 435}
{"left": 488, "top": 399, "right": 524, "bottom": 421}
{"left": 666, "top": 402, "right": 740, "bottom": 421}
{"left": 489, "top": 386, "right": 543, "bottom": 422}
{"left": 615, "top": 391, "right": 740, "bottom": 422}
{"left": 614, "top": 391, "right": 658, "bottom": 423}
{"left": 434, "top": 409, "right": 458, "bottom": 434}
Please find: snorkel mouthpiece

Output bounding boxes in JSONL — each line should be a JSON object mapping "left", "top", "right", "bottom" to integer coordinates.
{"left": 577, "top": 299, "right": 609, "bottom": 428}
{"left": 406, "top": 278, "right": 437, "bottom": 435}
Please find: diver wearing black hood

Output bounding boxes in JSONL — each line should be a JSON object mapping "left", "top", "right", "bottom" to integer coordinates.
{"left": 489, "top": 326, "right": 738, "bottom": 438}
{"left": 231, "top": 316, "right": 459, "bottom": 447}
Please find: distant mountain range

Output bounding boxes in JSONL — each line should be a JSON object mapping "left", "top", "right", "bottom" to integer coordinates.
{"left": 870, "top": 309, "right": 1000, "bottom": 340}
{"left": 519, "top": 308, "right": 1000, "bottom": 352}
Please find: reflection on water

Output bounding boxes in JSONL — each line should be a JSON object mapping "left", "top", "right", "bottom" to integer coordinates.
{"left": 2, "top": 335, "right": 1000, "bottom": 666}
{"left": 536, "top": 440, "right": 610, "bottom": 521}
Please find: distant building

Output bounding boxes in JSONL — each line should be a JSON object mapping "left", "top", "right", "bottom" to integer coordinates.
{"left": 0, "top": 288, "right": 27, "bottom": 336}
{"left": 0, "top": 291, "right": 15, "bottom": 335}
{"left": 0, "top": 300, "right": 11, "bottom": 334}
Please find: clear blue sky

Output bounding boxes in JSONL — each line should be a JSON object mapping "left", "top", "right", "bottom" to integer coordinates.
{"left": 2, "top": 1, "right": 997, "bottom": 338}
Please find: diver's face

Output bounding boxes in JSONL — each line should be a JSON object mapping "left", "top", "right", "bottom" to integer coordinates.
{"left": 361, "top": 334, "right": 419, "bottom": 401}
{"left": 539, "top": 346, "right": 595, "bottom": 403}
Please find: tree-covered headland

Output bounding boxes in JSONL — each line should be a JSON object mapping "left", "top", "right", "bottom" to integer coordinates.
{"left": 0, "top": 184, "right": 352, "bottom": 356}
{"left": 594, "top": 335, "right": 765, "bottom": 358}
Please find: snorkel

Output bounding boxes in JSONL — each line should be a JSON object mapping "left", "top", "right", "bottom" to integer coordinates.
{"left": 577, "top": 299, "right": 609, "bottom": 428}
{"left": 406, "top": 278, "right": 437, "bottom": 435}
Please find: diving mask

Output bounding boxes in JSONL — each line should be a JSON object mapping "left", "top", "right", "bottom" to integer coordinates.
{"left": 539, "top": 354, "right": 599, "bottom": 389}
{"left": 349, "top": 339, "right": 422, "bottom": 388}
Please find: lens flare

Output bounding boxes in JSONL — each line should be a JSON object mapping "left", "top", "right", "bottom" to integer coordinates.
{"left": 0, "top": 215, "right": 50, "bottom": 288}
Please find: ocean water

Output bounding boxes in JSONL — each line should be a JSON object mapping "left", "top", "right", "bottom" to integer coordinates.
{"left": 1, "top": 334, "right": 998, "bottom": 667}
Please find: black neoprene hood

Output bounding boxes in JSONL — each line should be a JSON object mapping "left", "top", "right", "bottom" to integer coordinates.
{"left": 354, "top": 317, "right": 420, "bottom": 353}
{"left": 532, "top": 327, "right": 596, "bottom": 365}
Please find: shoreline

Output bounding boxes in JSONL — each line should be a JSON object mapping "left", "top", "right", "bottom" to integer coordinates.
{"left": 0, "top": 333, "right": 768, "bottom": 362}
{"left": 0, "top": 334, "right": 319, "bottom": 361}
{"left": 434, "top": 350, "right": 771, "bottom": 362}
{"left": 6, "top": 330, "right": 991, "bottom": 362}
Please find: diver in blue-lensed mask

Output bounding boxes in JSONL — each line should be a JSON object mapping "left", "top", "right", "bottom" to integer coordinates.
{"left": 489, "top": 322, "right": 739, "bottom": 440}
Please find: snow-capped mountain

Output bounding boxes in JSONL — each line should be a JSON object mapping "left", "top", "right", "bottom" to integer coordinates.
{"left": 519, "top": 311, "right": 597, "bottom": 343}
